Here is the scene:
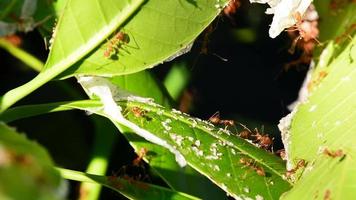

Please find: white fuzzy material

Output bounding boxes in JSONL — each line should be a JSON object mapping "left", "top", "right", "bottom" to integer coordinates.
{"left": 249, "top": 0, "right": 312, "bottom": 38}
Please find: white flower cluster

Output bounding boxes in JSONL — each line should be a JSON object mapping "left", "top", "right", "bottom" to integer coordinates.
{"left": 250, "top": 0, "right": 313, "bottom": 38}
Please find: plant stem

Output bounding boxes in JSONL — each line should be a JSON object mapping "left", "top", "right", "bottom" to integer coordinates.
{"left": 0, "top": 66, "right": 67, "bottom": 113}
{"left": 0, "top": 39, "right": 43, "bottom": 72}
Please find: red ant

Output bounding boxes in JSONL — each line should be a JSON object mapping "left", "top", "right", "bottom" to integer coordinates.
{"left": 103, "top": 31, "right": 127, "bottom": 58}
{"left": 239, "top": 158, "right": 266, "bottom": 176}
{"left": 209, "top": 111, "right": 235, "bottom": 127}
{"left": 253, "top": 129, "right": 273, "bottom": 150}
{"left": 287, "top": 11, "right": 320, "bottom": 54}
{"left": 132, "top": 148, "right": 148, "bottom": 166}
{"left": 2, "top": 34, "right": 22, "bottom": 46}
{"left": 285, "top": 159, "right": 307, "bottom": 178}
{"left": 130, "top": 107, "right": 146, "bottom": 118}
{"left": 324, "top": 189, "right": 331, "bottom": 200}
{"left": 335, "top": 23, "right": 356, "bottom": 44}
{"left": 276, "top": 149, "right": 287, "bottom": 160}
{"left": 281, "top": 6, "right": 320, "bottom": 73}
{"left": 323, "top": 148, "right": 344, "bottom": 158}
{"left": 307, "top": 71, "right": 328, "bottom": 91}
{"left": 223, "top": 0, "right": 241, "bottom": 23}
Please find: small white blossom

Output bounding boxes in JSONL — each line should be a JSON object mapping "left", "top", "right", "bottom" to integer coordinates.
{"left": 249, "top": 0, "right": 313, "bottom": 38}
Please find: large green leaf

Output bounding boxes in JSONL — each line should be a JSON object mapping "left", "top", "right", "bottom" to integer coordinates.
{"left": 280, "top": 1, "right": 356, "bottom": 198}
{"left": 59, "top": 0, "right": 228, "bottom": 78}
{"left": 114, "top": 100, "right": 291, "bottom": 199}
{"left": 0, "top": 0, "right": 144, "bottom": 112}
{"left": 0, "top": 100, "right": 292, "bottom": 199}
{"left": 281, "top": 35, "right": 356, "bottom": 200}
{"left": 0, "top": 123, "right": 64, "bottom": 200}
{"left": 107, "top": 72, "right": 226, "bottom": 199}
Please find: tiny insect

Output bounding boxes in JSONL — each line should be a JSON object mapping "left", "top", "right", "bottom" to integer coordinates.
{"left": 323, "top": 148, "right": 344, "bottom": 158}
{"left": 307, "top": 71, "right": 328, "bottom": 91}
{"left": 252, "top": 128, "right": 273, "bottom": 150}
{"left": 131, "top": 107, "right": 146, "bottom": 118}
{"left": 255, "top": 166, "right": 266, "bottom": 176}
{"left": 239, "top": 158, "right": 265, "bottom": 176}
{"left": 287, "top": 11, "right": 320, "bottom": 54}
{"left": 132, "top": 147, "right": 148, "bottom": 166}
{"left": 103, "top": 31, "right": 127, "bottom": 58}
{"left": 2, "top": 34, "right": 22, "bottom": 46}
{"left": 324, "top": 189, "right": 331, "bottom": 200}
{"left": 223, "top": 0, "right": 241, "bottom": 21}
{"left": 335, "top": 23, "right": 356, "bottom": 44}
{"left": 276, "top": 149, "right": 287, "bottom": 160}
{"left": 254, "top": 133, "right": 273, "bottom": 150}
{"left": 239, "top": 129, "right": 252, "bottom": 139}
{"left": 208, "top": 111, "right": 235, "bottom": 127}
{"left": 239, "top": 157, "right": 252, "bottom": 166}
{"left": 285, "top": 159, "right": 306, "bottom": 178}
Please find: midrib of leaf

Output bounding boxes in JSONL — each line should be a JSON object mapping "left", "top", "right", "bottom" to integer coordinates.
{"left": 0, "top": 0, "right": 145, "bottom": 113}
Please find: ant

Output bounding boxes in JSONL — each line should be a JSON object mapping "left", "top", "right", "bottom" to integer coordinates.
{"left": 223, "top": 0, "right": 241, "bottom": 24}
{"left": 335, "top": 23, "right": 356, "bottom": 44}
{"left": 2, "top": 34, "right": 22, "bottom": 46}
{"left": 324, "top": 189, "right": 331, "bottom": 200}
{"left": 307, "top": 71, "right": 328, "bottom": 91}
{"left": 285, "top": 159, "right": 307, "bottom": 178}
{"left": 275, "top": 149, "right": 287, "bottom": 160}
{"left": 287, "top": 11, "right": 320, "bottom": 54}
{"left": 132, "top": 147, "right": 148, "bottom": 166}
{"left": 208, "top": 111, "right": 235, "bottom": 127}
{"left": 237, "top": 123, "right": 253, "bottom": 139}
{"left": 130, "top": 106, "right": 146, "bottom": 118}
{"left": 103, "top": 31, "right": 128, "bottom": 58}
{"left": 323, "top": 148, "right": 344, "bottom": 158}
{"left": 237, "top": 125, "right": 273, "bottom": 150}
{"left": 239, "top": 158, "right": 266, "bottom": 176}
{"left": 251, "top": 128, "right": 273, "bottom": 150}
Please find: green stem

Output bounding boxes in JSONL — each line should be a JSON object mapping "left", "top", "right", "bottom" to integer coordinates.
{"left": 0, "top": 66, "right": 68, "bottom": 113}
{"left": 57, "top": 167, "right": 200, "bottom": 200}
{"left": 0, "top": 39, "right": 44, "bottom": 72}
{"left": 57, "top": 167, "right": 100, "bottom": 183}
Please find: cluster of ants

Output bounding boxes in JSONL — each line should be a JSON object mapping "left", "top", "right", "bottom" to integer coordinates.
{"left": 284, "top": 6, "right": 320, "bottom": 71}
{"left": 208, "top": 111, "right": 274, "bottom": 151}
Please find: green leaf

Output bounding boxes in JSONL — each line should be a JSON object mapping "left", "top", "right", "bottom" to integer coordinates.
{"left": 280, "top": 7, "right": 356, "bottom": 198}
{"left": 108, "top": 71, "right": 174, "bottom": 108}
{"left": 108, "top": 72, "right": 228, "bottom": 199}
{"left": 0, "top": 100, "right": 291, "bottom": 199}
{"left": 43, "top": 0, "right": 145, "bottom": 72}
{"left": 59, "top": 0, "right": 227, "bottom": 78}
{"left": 58, "top": 167, "right": 200, "bottom": 200}
{"left": 113, "top": 100, "right": 291, "bottom": 199}
{"left": 281, "top": 36, "right": 356, "bottom": 200}
{"left": 0, "top": 0, "right": 145, "bottom": 112}
{"left": 0, "top": 100, "right": 290, "bottom": 199}
{"left": 0, "top": 123, "right": 64, "bottom": 200}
